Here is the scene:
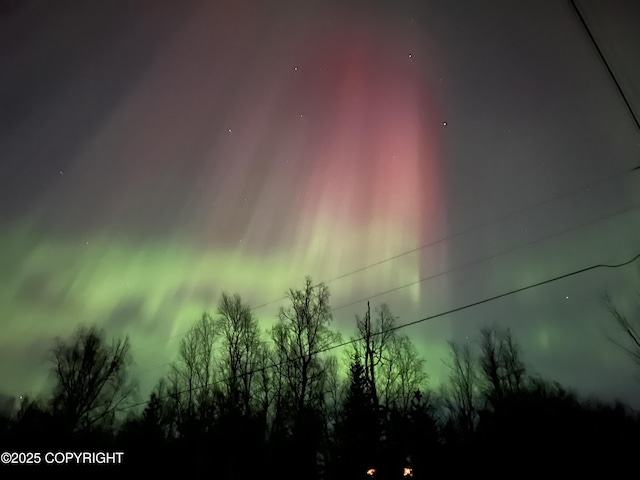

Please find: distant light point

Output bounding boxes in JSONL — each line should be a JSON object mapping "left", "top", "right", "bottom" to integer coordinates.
{"left": 443, "top": 122, "right": 447, "bottom": 126}
{"left": 408, "top": 53, "right": 412, "bottom": 58}
{"left": 59, "top": 170, "right": 64, "bottom": 175}
{"left": 294, "top": 66, "right": 298, "bottom": 71}
{"left": 565, "top": 296, "right": 569, "bottom": 299}
{"left": 228, "top": 129, "right": 232, "bottom": 133}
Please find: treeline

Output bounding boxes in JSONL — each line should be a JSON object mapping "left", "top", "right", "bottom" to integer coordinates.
{"left": 1, "top": 276, "right": 639, "bottom": 478}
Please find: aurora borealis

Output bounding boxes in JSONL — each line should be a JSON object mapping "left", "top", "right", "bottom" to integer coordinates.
{"left": 1, "top": 0, "right": 640, "bottom": 406}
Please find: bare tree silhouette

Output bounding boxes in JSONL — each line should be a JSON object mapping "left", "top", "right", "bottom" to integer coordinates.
{"left": 50, "top": 325, "right": 137, "bottom": 435}
{"left": 442, "top": 340, "right": 477, "bottom": 440}
{"left": 216, "top": 292, "right": 262, "bottom": 415}
{"left": 166, "top": 313, "right": 219, "bottom": 438}
{"left": 478, "top": 326, "right": 525, "bottom": 408}
{"left": 603, "top": 293, "right": 640, "bottom": 368}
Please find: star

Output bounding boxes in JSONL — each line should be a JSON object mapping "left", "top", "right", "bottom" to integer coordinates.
{"left": 443, "top": 122, "right": 447, "bottom": 126}
{"left": 408, "top": 53, "right": 412, "bottom": 58}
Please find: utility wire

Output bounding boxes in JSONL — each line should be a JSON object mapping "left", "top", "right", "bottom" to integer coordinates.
{"left": 330, "top": 199, "right": 640, "bottom": 313}
{"left": 569, "top": 0, "right": 640, "bottom": 152}
{"left": 132, "top": 198, "right": 640, "bottom": 376}
{"left": 131, "top": 167, "right": 639, "bottom": 354}
{"left": 117, "top": 250, "right": 640, "bottom": 413}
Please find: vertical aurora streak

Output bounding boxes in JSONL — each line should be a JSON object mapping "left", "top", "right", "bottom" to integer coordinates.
{"left": 0, "top": 1, "right": 447, "bottom": 395}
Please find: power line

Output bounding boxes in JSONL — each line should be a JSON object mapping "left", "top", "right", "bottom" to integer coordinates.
{"left": 569, "top": 0, "right": 640, "bottom": 151}
{"left": 130, "top": 167, "right": 638, "bottom": 354}
{"left": 131, "top": 196, "right": 640, "bottom": 376}
{"left": 330, "top": 198, "right": 640, "bottom": 313}
{"left": 390, "top": 252, "right": 640, "bottom": 334}
{"left": 118, "top": 249, "right": 640, "bottom": 413}
{"left": 252, "top": 169, "right": 637, "bottom": 306}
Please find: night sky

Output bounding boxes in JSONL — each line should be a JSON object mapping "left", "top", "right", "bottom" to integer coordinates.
{"left": 1, "top": 0, "right": 640, "bottom": 407}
